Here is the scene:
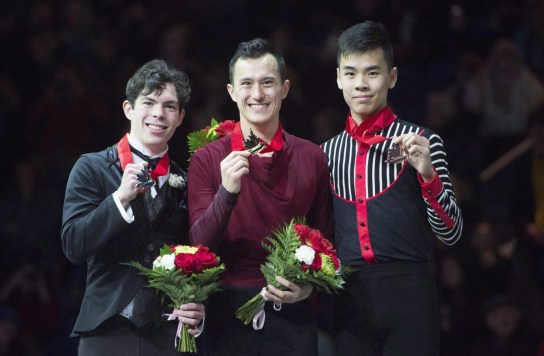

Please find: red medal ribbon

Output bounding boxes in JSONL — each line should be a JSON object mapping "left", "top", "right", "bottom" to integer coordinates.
{"left": 346, "top": 106, "right": 398, "bottom": 145}
{"left": 231, "top": 122, "right": 284, "bottom": 153}
{"left": 117, "top": 133, "right": 169, "bottom": 179}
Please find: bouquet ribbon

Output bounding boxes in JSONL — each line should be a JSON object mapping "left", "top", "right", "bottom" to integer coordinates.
{"left": 252, "top": 288, "right": 282, "bottom": 330}
{"left": 164, "top": 309, "right": 185, "bottom": 347}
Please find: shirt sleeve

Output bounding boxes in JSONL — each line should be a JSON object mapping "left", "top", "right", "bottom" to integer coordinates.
{"left": 421, "top": 133, "right": 463, "bottom": 245}
{"left": 187, "top": 148, "right": 237, "bottom": 249}
{"left": 113, "top": 191, "right": 135, "bottom": 223}
{"left": 306, "top": 150, "right": 333, "bottom": 241}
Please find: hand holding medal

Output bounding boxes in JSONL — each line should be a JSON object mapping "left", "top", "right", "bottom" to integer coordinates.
{"left": 385, "top": 142, "right": 407, "bottom": 164}
{"left": 243, "top": 128, "right": 268, "bottom": 155}
{"left": 388, "top": 133, "right": 436, "bottom": 181}
{"left": 136, "top": 166, "right": 155, "bottom": 188}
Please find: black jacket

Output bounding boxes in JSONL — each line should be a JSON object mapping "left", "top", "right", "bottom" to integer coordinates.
{"left": 61, "top": 143, "right": 188, "bottom": 335}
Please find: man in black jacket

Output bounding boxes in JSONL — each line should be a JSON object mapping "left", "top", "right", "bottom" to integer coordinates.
{"left": 61, "top": 59, "right": 204, "bottom": 355}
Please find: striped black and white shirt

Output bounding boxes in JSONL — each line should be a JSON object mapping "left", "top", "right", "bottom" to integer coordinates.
{"left": 322, "top": 107, "right": 463, "bottom": 266}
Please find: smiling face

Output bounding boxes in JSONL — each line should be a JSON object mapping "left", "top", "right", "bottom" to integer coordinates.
{"left": 123, "top": 83, "right": 184, "bottom": 155}
{"left": 337, "top": 48, "right": 397, "bottom": 125}
{"left": 227, "top": 53, "right": 290, "bottom": 133}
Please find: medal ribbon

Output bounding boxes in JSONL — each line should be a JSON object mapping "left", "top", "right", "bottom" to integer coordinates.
{"left": 346, "top": 106, "right": 397, "bottom": 146}
{"left": 231, "top": 122, "right": 284, "bottom": 153}
{"left": 117, "top": 133, "right": 169, "bottom": 178}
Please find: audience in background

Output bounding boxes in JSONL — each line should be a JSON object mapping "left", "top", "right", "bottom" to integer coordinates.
{"left": 1, "top": 0, "right": 543, "bottom": 354}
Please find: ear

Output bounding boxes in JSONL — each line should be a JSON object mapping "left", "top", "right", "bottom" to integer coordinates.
{"left": 227, "top": 83, "right": 236, "bottom": 102}
{"left": 389, "top": 67, "right": 398, "bottom": 89}
{"left": 122, "top": 100, "right": 133, "bottom": 120}
{"left": 175, "top": 109, "right": 185, "bottom": 128}
{"left": 281, "top": 79, "right": 290, "bottom": 99}
{"left": 336, "top": 68, "right": 343, "bottom": 90}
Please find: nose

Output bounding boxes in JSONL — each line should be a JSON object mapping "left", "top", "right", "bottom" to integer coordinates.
{"left": 151, "top": 104, "right": 164, "bottom": 118}
{"left": 355, "top": 74, "right": 369, "bottom": 90}
{"left": 251, "top": 84, "right": 265, "bottom": 100}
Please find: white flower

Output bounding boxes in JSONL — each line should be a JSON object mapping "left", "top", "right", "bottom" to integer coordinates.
{"left": 168, "top": 173, "right": 185, "bottom": 189}
{"left": 295, "top": 245, "right": 315, "bottom": 265}
{"left": 153, "top": 253, "right": 176, "bottom": 270}
{"left": 152, "top": 256, "right": 162, "bottom": 269}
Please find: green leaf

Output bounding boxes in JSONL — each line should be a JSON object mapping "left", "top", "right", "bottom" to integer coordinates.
{"left": 258, "top": 218, "right": 349, "bottom": 294}
{"left": 159, "top": 244, "right": 171, "bottom": 256}
{"left": 187, "top": 118, "right": 221, "bottom": 156}
{"left": 121, "top": 260, "right": 225, "bottom": 308}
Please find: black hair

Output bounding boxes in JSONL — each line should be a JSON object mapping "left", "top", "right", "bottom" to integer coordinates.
{"left": 125, "top": 59, "right": 191, "bottom": 111}
{"left": 337, "top": 21, "right": 394, "bottom": 70}
{"left": 228, "top": 38, "right": 286, "bottom": 83}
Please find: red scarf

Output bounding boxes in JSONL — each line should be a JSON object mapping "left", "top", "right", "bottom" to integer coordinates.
{"left": 117, "top": 133, "right": 169, "bottom": 179}
{"left": 230, "top": 122, "right": 283, "bottom": 153}
{"left": 346, "top": 106, "right": 397, "bottom": 145}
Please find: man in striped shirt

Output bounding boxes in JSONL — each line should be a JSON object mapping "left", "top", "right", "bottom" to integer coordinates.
{"left": 322, "top": 21, "right": 463, "bottom": 355}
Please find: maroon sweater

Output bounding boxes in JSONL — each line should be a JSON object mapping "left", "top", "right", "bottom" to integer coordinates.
{"left": 187, "top": 130, "right": 331, "bottom": 287}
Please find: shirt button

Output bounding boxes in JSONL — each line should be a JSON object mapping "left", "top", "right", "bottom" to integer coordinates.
{"left": 359, "top": 221, "right": 365, "bottom": 226}
{"left": 357, "top": 174, "right": 362, "bottom": 179}
{"left": 427, "top": 190, "right": 432, "bottom": 195}
{"left": 359, "top": 151, "right": 364, "bottom": 156}
{"left": 363, "top": 245, "right": 370, "bottom": 250}
{"left": 358, "top": 198, "right": 363, "bottom": 203}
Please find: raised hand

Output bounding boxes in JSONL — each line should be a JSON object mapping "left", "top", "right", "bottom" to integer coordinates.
{"left": 116, "top": 162, "right": 148, "bottom": 208}
{"left": 220, "top": 150, "right": 251, "bottom": 193}
{"left": 392, "top": 133, "right": 435, "bottom": 181}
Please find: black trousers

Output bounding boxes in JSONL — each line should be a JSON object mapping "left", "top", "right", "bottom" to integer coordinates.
{"left": 201, "top": 285, "right": 317, "bottom": 356}
{"left": 334, "top": 262, "right": 439, "bottom": 356}
{"left": 77, "top": 315, "right": 201, "bottom": 356}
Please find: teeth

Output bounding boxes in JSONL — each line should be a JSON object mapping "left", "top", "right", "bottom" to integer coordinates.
{"left": 250, "top": 104, "right": 268, "bottom": 109}
{"left": 147, "top": 124, "right": 165, "bottom": 130}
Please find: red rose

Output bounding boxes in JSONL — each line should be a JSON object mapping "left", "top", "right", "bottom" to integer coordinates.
{"left": 309, "top": 229, "right": 336, "bottom": 255}
{"left": 215, "top": 120, "right": 236, "bottom": 138}
{"left": 308, "top": 252, "right": 322, "bottom": 271}
{"left": 194, "top": 247, "right": 219, "bottom": 273}
{"left": 329, "top": 253, "right": 340, "bottom": 270}
{"left": 294, "top": 223, "right": 311, "bottom": 244}
{"left": 169, "top": 244, "right": 176, "bottom": 253}
{"left": 175, "top": 253, "right": 196, "bottom": 275}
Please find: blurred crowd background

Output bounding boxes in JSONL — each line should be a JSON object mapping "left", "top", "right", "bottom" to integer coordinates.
{"left": 1, "top": 0, "right": 544, "bottom": 355}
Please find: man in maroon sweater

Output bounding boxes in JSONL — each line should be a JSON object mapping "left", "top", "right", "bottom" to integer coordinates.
{"left": 187, "top": 38, "right": 331, "bottom": 355}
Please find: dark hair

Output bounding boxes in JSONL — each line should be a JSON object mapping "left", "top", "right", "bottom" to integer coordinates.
{"left": 228, "top": 38, "right": 286, "bottom": 83}
{"left": 337, "top": 21, "right": 394, "bottom": 70}
{"left": 125, "top": 59, "right": 191, "bottom": 111}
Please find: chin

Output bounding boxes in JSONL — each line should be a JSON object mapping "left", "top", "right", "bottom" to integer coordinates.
{"left": 246, "top": 117, "right": 274, "bottom": 126}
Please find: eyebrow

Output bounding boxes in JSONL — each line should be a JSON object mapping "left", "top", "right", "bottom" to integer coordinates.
{"left": 141, "top": 96, "right": 179, "bottom": 105}
{"left": 341, "top": 64, "right": 382, "bottom": 72}
{"left": 238, "top": 76, "right": 276, "bottom": 83}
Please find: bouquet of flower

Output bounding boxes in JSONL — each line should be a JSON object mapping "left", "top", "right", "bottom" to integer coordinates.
{"left": 187, "top": 118, "right": 237, "bottom": 156}
{"left": 124, "top": 244, "right": 225, "bottom": 353}
{"left": 235, "top": 218, "right": 349, "bottom": 330}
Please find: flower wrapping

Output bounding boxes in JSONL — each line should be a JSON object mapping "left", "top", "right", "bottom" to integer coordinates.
{"left": 124, "top": 244, "right": 225, "bottom": 353}
{"left": 187, "top": 118, "right": 236, "bottom": 156}
{"left": 235, "top": 218, "right": 349, "bottom": 330}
